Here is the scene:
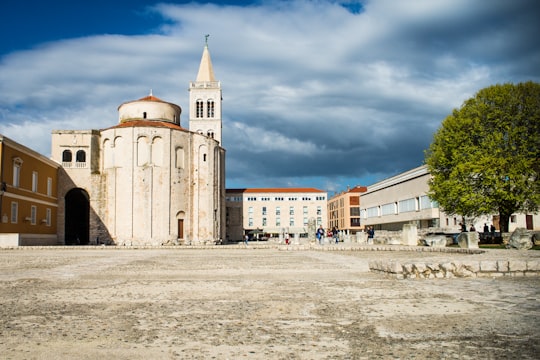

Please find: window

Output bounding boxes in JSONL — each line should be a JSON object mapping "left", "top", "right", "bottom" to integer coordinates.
{"left": 316, "top": 196, "right": 326, "bottom": 201}
{"left": 32, "top": 171, "right": 38, "bottom": 192}
{"left": 10, "top": 202, "right": 18, "bottom": 223}
{"left": 289, "top": 206, "right": 294, "bottom": 215}
{"left": 398, "top": 198, "right": 416, "bottom": 213}
{"left": 248, "top": 207, "right": 253, "bottom": 214}
{"left": 288, "top": 197, "right": 297, "bottom": 201}
{"left": 203, "top": 154, "right": 207, "bottom": 162}
{"left": 381, "top": 203, "right": 396, "bottom": 216}
{"left": 12, "top": 157, "right": 22, "bottom": 187}
{"left": 75, "top": 150, "right": 86, "bottom": 164}
{"left": 350, "top": 218, "right": 361, "bottom": 226}
{"left": 46, "top": 208, "right": 51, "bottom": 226}
{"left": 248, "top": 218, "right": 253, "bottom": 227}
{"left": 247, "top": 197, "right": 257, "bottom": 201}
{"left": 31, "top": 206, "right": 37, "bottom": 225}
{"left": 510, "top": 215, "right": 517, "bottom": 223}
{"left": 317, "top": 206, "right": 322, "bottom": 215}
{"left": 303, "top": 217, "right": 308, "bottom": 226}
{"left": 276, "top": 207, "right": 280, "bottom": 215}
{"left": 367, "top": 207, "right": 379, "bottom": 218}
{"left": 62, "top": 150, "right": 72, "bottom": 162}
{"left": 303, "top": 206, "right": 308, "bottom": 215}
{"left": 350, "top": 207, "right": 360, "bottom": 216}
{"left": 207, "top": 100, "right": 215, "bottom": 117}
{"left": 317, "top": 217, "right": 322, "bottom": 225}
{"left": 196, "top": 100, "right": 204, "bottom": 118}
{"left": 289, "top": 218, "right": 295, "bottom": 226}
{"left": 262, "top": 207, "right": 267, "bottom": 215}
{"left": 143, "top": 112, "right": 147, "bottom": 119}
{"left": 276, "top": 217, "right": 281, "bottom": 226}
{"left": 47, "top": 178, "right": 53, "bottom": 196}
{"left": 262, "top": 217, "right": 267, "bottom": 226}
{"left": 275, "top": 197, "right": 284, "bottom": 201}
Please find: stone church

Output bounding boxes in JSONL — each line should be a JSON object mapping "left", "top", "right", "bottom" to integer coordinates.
{"left": 50, "top": 44, "right": 226, "bottom": 246}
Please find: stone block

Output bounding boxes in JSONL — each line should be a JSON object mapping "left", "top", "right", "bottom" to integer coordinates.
{"left": 480, "top": 261, "right": 497, "bottom": 272}
{"left": 509, "top": 260, "right": 527, "bottom": 272}
{"left": 402, "top": 224, "right": 418, "bottom": 246}
{"left": 457, "top": 232, "right": 479, "bottom": 249}
{"left": 356, "top": 232, "right": 368, "bottom": 244}
{"left": 526, "top": 260, "right": 540, "bottom": 272}
{"left": 507, "top": 228, "right": 533, "bottom": 250}
{"left": 497, "top": 260, "right": 509, "bottom": 272}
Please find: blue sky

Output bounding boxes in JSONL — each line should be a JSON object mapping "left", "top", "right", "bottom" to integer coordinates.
{"left": 1, "top": 0, "right": 539, "bottom": 194}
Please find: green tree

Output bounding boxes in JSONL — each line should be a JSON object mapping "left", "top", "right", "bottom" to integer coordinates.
{"left": 425, "top": 82, "right": 540, "bottom": 232}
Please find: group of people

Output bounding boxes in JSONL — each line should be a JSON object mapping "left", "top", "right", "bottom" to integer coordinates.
{"left": 316, "top": 226, "right": 340, "bottom": 244}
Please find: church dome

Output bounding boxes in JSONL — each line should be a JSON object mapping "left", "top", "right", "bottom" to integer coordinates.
{"left": 118, "top": 93, "right": 182, "bottom": 125}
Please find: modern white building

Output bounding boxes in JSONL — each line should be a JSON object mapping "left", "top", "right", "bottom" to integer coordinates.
{"left": 51, "top": 44, "right": 226, "bottom": 246}
{"left": 226, "top": 188, "right": 328, "bottom": 241}
{"left": 360, "top": 165, "right": 539, "bottom": 233}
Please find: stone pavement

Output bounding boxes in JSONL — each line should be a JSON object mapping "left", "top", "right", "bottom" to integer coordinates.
{"left": 0, "top": 246, "right": 539, "bottom": 359}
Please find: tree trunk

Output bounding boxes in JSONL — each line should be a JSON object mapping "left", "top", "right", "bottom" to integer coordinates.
{"left": 498, "top": 210, "right": 511, "bottom": 233}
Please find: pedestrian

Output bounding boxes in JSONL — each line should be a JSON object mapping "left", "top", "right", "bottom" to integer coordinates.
{"left": 460, "top": 222, "right": 467, "bottom": 232}
{"left": 470, "top": 225, "right": 476, "bottom": 232}
{"left": 317, "top": 225, "right": 325, "bottom": 245}
{"left": 244, "top": 234, "right": 249, "bottom": 246}
{"left": 483, "top": 223, "right": 489, "bottom": 233}
{"left": 367, "top": 226, "right": 374, "bottom": 239}
{"left": 490, "top": 224, "right": 496, "bottom": 242}
{"left": 332, "top": 226, "right": 339, "bottom": 244}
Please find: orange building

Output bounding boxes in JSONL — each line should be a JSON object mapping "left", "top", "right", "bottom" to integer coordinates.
{"left": 327, "top": 185, "right": 367, "bottom": 234}
{"left": 0, "top": 135, "right": 60, "bottom": 246}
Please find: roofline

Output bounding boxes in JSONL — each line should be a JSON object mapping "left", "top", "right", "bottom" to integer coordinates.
{"left": 226, "top": 188, "right": 327, "bottom": 194}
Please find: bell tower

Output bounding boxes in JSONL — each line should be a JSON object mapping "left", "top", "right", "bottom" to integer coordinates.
{"left": 189, "top": 36, "right": 222, "bottom": 144}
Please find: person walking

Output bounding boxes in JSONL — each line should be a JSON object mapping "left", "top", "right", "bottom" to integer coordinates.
{"left": 317, "top": 225, "right": 325, "bottom": 245}
{"left": 332, "top": 227, "right": 339, "bottom": 244}
{"left": 244, "top": 234, "right": 249, "bottom": 246}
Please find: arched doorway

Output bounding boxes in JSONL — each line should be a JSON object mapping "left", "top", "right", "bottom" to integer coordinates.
{"left": 65, "top": 188, "right": 90, "bottom": 245}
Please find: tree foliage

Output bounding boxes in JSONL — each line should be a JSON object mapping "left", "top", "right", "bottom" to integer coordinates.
{"left": 425, "top": 82, "right": 540, "bottom": 232}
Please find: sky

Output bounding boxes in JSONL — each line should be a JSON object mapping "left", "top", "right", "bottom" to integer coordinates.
{"left": 1, "top": 0, "right": 539, "bottom": 195}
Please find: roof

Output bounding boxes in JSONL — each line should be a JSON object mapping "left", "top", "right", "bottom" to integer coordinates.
{"left": 103, "top": 120, "right": 187, "bottom": 132}
{"left": 226, "top": 188, "right": 326, "bottom": 194}
{"left": 196, "top": 45, "right": 216, "bottom": 82}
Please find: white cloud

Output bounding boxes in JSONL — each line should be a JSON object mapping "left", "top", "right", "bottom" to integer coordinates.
{"left": 0, "top": 0, "right": 538, "bottom": 191}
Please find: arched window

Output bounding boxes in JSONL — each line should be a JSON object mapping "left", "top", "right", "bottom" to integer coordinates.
{"left": 76, "top": 150, "right": 86, "bottom": 163}
{"left": 143, "top": 112, "right": 147, "bottom": 119}
{"left": 207, "top": 100, "right": 214, "bottom": 118}
{"left": 196, "top": 100, "right": 204, "bottom": 118}
{"left": 62, "top": 150, "right": 72, "bottom": 162}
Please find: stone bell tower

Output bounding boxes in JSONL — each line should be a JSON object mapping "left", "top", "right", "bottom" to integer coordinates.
{"left": 189, "top": 36, "right": 223, "bottom": 144}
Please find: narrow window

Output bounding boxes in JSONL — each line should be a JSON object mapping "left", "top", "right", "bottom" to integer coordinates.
{"left": 46, "top": 208, "right": 52, "bottom": 226}
{"left": 32, "top": 171, "right": 38, "bottom": 192}
{"left": 31, "top": 205, "right": 37, "bottom": 225}
{"left": 207, "top": 100, "right": 215, "bottom": 117}
{"left": 47, "top": 178, "right": 53, "bottom": 196}
{"left": 13, "top": 163, "right": 21, "bottom": 187}
{"left": 11, "top": 202, "right": 18, "bottom": 223}
{"left": 196, "top": 100, "right": 204, "bottom": 118}
{"left": 203, "top": 154, "right": 207, "bottom": 162}
{"left": 143, "top": 112, "right": 147, "bottom": 119}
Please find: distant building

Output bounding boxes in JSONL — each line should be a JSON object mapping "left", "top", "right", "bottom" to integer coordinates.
{"left": 50, "top": 44, "right": 226, "bottom": 246}
{"left": 360, "top": 165, "right": 539, "bottom": 232}
{"left": 327, "top": 185, "right": 367, "bottom": 234}
{"left": 0, "top": 135, "right": 60, "bottom": 246}
{"left": 226, "top": 188, "right": 328, "bottom": 241}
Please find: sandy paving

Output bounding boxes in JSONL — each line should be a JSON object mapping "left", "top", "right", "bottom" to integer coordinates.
{"left": 0, "top": 247, "right": 539, "bottom": 359}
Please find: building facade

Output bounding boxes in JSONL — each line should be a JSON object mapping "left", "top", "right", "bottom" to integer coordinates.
{"left": 50, "top": 44, "right": 226, "bottom": 246}
{"left": 0, "top": 135, "right": 60, "bottom": 246}
{"left": 226, "top": 188, "right": 328, "bottom": 241}
{"left": 359, "top": 165, "right": 539, "bottom": 232}
{"left": 327, "top": 185, "right": 367, "bottom": 234}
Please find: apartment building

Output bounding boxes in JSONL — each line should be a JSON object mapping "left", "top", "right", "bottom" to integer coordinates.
{"left": 0, "top": 135, "right": 60, "bottom": 246}
{"left": 226, "top": 188, "right": 327, "bottom": 241}
{"left": 327, "top": 185, "right": 367, "bottom": 234}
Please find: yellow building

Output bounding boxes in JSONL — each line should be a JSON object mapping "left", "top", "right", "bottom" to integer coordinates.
{"left": 0, "top": 135, "right": 60, "bottom": 246}
{"left": 327, "top": 185, "right": 367, "bottom": 234}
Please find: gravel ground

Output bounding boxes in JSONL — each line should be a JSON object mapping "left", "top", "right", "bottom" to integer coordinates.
{"left": 0, "top": 247, "right": 539, "bottom": 359}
